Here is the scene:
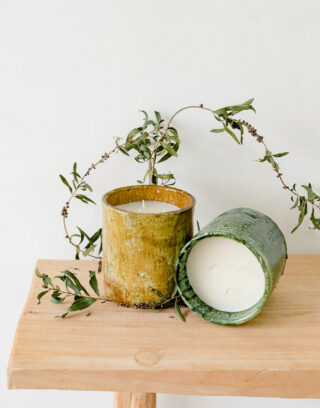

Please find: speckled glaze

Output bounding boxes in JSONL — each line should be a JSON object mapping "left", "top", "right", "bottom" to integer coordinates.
{"left": 102, "top": 185, "right": 195, "bottom": 307}
{"left": 176, "top": 208, "right": 288, "bottom": 325}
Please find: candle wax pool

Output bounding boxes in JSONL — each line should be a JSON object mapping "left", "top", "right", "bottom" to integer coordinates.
{"left": 186, "top": 236, "right": 265, "bottom": 312}
{"left": 115, "top": 200, "right": 179, "bottom": 213}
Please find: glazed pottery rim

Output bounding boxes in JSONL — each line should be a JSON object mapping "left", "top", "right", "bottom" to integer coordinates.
{"left": 102, "top": 184, "right": 196, "bottom": 216}
{"left": 176, "top": 232, "right": 272, "bottom": 326}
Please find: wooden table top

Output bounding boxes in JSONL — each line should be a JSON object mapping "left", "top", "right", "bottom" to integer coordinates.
{"left": 7, "top": 256, "right": 320, "bottom": 398}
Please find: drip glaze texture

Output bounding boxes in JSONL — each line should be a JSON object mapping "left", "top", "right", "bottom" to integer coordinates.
{"left": 176, "top": 208, "right": 287, "bottom": 325}
{"left": 102, "top": 185, "right": 195, "bottom": 306}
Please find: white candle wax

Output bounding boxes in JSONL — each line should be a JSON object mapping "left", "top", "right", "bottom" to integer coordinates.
{"left": 186, "top": 236, "right": 265, "bottom": 312}
{"left": 115, "top": 200, "right": 179, "bottom": 213}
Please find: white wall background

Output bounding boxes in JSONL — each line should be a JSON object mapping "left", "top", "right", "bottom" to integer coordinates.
{"left": 1, "top": 0, "right": 320, "bottom": 407}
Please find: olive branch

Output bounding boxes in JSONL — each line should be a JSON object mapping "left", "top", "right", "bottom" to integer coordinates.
{"left": 35, "top": 267, "right": 184, "bottom": 320}
{"left": 35, "top": 98, "right": 320, "bottom": 319}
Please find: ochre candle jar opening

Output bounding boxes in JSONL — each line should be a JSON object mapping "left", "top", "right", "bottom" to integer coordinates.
{"left": 103, "top": 184, "right": 195, "bottom": 211}
{"left": 102, "top": 185, "right": 195, "bottom": 307}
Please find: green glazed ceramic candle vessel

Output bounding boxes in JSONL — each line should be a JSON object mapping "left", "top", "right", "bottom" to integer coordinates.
{"left": 176, "top": 208, "right": 288, "bottom": 325}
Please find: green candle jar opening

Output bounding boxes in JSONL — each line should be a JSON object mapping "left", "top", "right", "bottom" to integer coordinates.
{"left": 176, "top": 208, "right": 287, "bottom": 325}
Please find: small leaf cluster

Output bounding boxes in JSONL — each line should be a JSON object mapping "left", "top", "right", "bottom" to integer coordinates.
{"left": 290, "top": 184, "right": 320, "bottom": 233}
{"left": 116, "top": 110, "right": 179, "bottom": 185}
{"left": 60, "top": 162, "right": 94, "bottom": 204}
{"left": 71, "top": 227, "right": 102, "bottom": 260}
{"left": 60, "top": 163, "right": 102, "bottom": 262}
{"left": 211, "top": 98, "right": 256, "bottom": 144}
{"left": 256, "top": 149, "right": 320, "bottom": 233}
{"left": 35, "top": 267, "right": 106, "bottom": 318}
{"left": 258, "top": 150, "right": 289, "bottom": 170}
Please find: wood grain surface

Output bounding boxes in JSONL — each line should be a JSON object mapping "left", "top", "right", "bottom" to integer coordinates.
{"left": 7, "top": 256, "right": 320, "bottom": 398}
{"left": 114, "top": 392, "right": 156, "bottom": 408}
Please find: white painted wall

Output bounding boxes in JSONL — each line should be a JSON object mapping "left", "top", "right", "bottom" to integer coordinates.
{"left": 1, "top": 0, "right": 320, "bottom": 407}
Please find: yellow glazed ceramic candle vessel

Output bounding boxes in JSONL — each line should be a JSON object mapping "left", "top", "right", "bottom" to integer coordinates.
{"left": 102, "top": 185, "right": 195, "bottom": 307}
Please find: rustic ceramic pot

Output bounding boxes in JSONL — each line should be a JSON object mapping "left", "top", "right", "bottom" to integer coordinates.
{"left": 102, "top": 185, "right": 195, "bottom": 307}
{"left": 176, "top": 208, "right": 288, "bottom": 325}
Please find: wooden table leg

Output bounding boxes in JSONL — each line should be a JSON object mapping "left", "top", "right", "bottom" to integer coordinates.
{"left": 114, "top": 392, "right": 156, "bottom": 408}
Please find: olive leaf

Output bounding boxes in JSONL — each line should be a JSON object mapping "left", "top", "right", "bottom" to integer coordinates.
{"left": 302, "top": 183, "right": 320, "bottom": 203}
{"left": 159, "top": 141, "right": 178, "bottom": 157}
{"left": 119, "top": 147, "right": 129, "bottom": 156}
{"left": 68, "top": 298, "right": 97, "bottom": 312}
{"left": 55, "top": 275, "right": 81, "bottom": 295}
{"left": 155, "top": 111, "right": 162, "bottom": 123}
{"left": 75, "top": 194, "right": 96, "bottom": 205}
{"left": 43, "top": 275, "right": 54, "bottom": 289}
{"left": 291, "top": 197, "right": 299, "bottom": 209}
{"left": 37, "top": 290, "right": 49, "bottom": 304}
{"left": 77, "top": 227, "right": 90, "bottom": 243}
{"left": 62, "top": 270, "right": 90, "bottom": 295}
{"left": 51, "top": 292, "right": 65, "bottom": 304}
{"left": 89, "top": 270, "right": 100, "bottom": 296}
{"left": 80, "top": 182, "right": 93, "bottom": 192}
{"left": 126, "top": 128, "right": 141, "bottom": 142}
{"left": 310, "top": 209, "right": 320, "bottom": 230}
{"left": 174, "top": 298, "right": 186, "bottom": 322}
{"left": 213, "top": 98, "right": 256, "bottom": 116}
{"left": 291, "top": 201, "right": 308, "bottom": 233}
{"left": 210, "top": 128, "right": 225, "bottom": 133}
{"left": 83, "top": 244, "right": 96, "bottom": 256}
{"left": 222, "top": 122, "right": 241, "bottom": 145}
{"left": 258, "top": 151, "right": 279, "bottom": 170}
{"left": 59, "top": 174, "right": 72, "bottom": 193}
{"left": 273, "top": 152, "right": 289, "bottom": 158}
{"left": 151, "top": 288, "right": 167, "bottom": 301}
{"left": 35, "top": 267, "right": 42, "bottom": 278}
{"left": 56, "top": 312, "right": 69, "bottom": 319}
{"left": 71, "top": 162, "right": 81, "bottom": 183}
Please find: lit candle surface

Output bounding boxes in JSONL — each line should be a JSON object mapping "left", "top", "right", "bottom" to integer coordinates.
{"left": 115, "top": 200, "right": 179, "bottom": 213}
{"left": 186, "top": 236, "right": 265, "bottom": 312}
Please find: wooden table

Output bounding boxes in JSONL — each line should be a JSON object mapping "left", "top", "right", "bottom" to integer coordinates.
{"left": 7, "top": 256, "right": 320, "bottom": 407}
